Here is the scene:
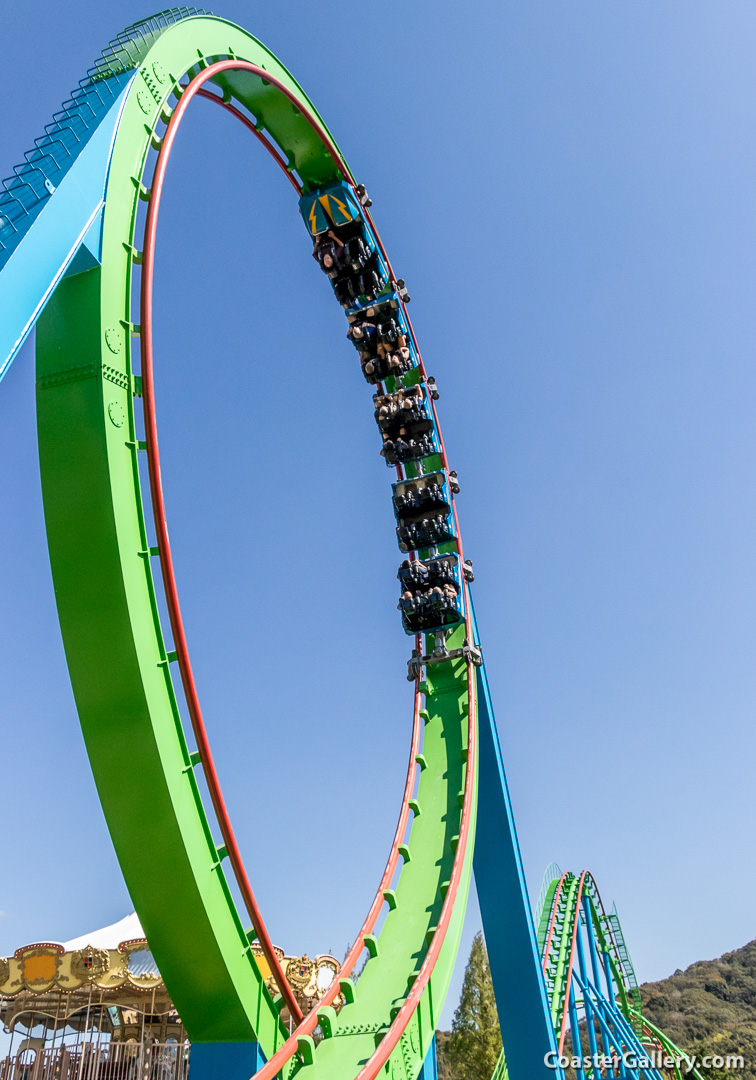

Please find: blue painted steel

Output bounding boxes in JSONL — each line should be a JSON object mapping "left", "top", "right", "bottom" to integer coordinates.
{"left": 0, "top": 8, "right": 209, "bottom": 275}
{"left": 575, "top": 914, "right": 601, "bottom": 1068}
{"left": 572, "top": 967, "right": 665, "bottom": 1080}
{"left": 418, "top": 1037, "right": 438, "bottom": 1080}
{"left": 0, "top": 8, "right": 209, "bottom": 382}
{"left": 0, "top": 85, "right": 131, "bottom": 382}
{"left": 468, "top": 593, "right": 562, "bottom": 1080}
{"left": 188, "top": 1042, "right": 265, "bottom": 1080}
{"left": 567, "top": 984, "right": 585, "bottom": 1080}
{"left": 0, "top": 71, "right": 133, "bottom": 270}
{"left": 299, "top": 182, "right": 364, "bottom": 236}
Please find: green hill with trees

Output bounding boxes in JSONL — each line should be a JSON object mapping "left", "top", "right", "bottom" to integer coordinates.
{"left": 639, "top": 940, "right": 756, "bottom": 1079}
{"left": 436, "top": 935, "right": 756, "bottom": 1079}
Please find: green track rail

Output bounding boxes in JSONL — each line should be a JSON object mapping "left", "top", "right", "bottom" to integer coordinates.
{"left": 34, "top": 14, "right": 476, "bottom": 1080}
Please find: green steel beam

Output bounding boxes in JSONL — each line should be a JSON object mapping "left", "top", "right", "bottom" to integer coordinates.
{"left": 35, "top": 15, "right": 476, "bottom": 1078}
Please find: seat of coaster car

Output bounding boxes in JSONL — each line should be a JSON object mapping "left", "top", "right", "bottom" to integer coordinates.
{"left": 393, "top": 482, "right": 450, "bottom": 522}
{"left": 383, "top": 428, "right": 438, "bottom": 460}
{"left": 399, "top": 559, "right": 458, "bottom": 590}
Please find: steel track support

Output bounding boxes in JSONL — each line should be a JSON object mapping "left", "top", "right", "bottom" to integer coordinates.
{"left": 418, "top": 1038, "right": 438, "bottom": 1080}
{"left": 469, "top": 594, "right": 562, "bottom": 1080}
{"left": 188, "top": 1042, "right": 264, "bottom": 1080}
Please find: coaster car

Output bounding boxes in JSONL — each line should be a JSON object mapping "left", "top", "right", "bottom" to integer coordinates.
{"left": 300, "top": 181, "right": 390, "bottom": 308}
{"left": 397, "top": 554, "right": 463, "bottom": 634}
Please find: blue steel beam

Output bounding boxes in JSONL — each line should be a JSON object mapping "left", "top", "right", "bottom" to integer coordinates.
{"left": 0, "top": 83, "right": 131, "bottom": 382}
{"left": 469, "top": 593, "right": 562, "bottom": 1080}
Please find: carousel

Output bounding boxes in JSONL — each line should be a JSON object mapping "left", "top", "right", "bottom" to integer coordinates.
{"left": 0, "top": 915, "right": 340, "bottom": 1080}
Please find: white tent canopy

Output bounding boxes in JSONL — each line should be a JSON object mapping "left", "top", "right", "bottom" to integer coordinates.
{"left": 62, "top": 912, "right": 145, "bottom": 952}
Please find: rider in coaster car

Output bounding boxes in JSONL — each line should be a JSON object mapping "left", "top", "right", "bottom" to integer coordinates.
{"left": 348, "top": 321, "right": 379, "bottom": 351}
{"left": 362, "top": 356, "right": 389, "bottom": 381}
{"left": 348, "top": 318, "right": 400, "bottom": 355}
{"left": 399, "top": 591, "right": 417, "bottom": 612}
{"left": 387, "top": 434, "right": 433, "bottom": 463}
{"left": 313, "top": 231, "right": 348, "bottom": 277}
{"left": 374, "top": 394, "right": 398, "bottom": 423}
{"left": 398, "top": 559, "right": 430, "bottom": 592}
{"left": 375, "top": 389, "right": 413, "bottom": 424}
{"left": 376, "top": 387, "right": 423, "bottom": 427}
{"left": 427, "top": 585, "right": 446, "bottom": 607}
{"left": 362, "top": 350, "right": 412, "bottom": 382}
{"left": 380, "top": 431, "right": 411, "bottom": 464}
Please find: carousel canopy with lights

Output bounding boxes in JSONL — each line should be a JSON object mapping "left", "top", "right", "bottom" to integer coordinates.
{"left": 0, "top": 913, "right": 339, "bottom": 1042}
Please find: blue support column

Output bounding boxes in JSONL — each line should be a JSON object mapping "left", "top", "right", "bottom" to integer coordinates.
{"left": 583, "top": 897, "right": 612, "bottom": 1062}
{"left": 188, "top": 1043, "right": 265, "bottom": 1080}
{"left": 469, "top": 593, "right": 561, "bottom": 1080}
{"left": 567, "top": 983, "right": 586, "bottom": 1080}
{"left": 575, "top": 915, "right": 601, "bottom": 1069}
{"left": 418, "top": 1036, "right": 438, "bottom": 1080}
{"left": 0, "top": 82, "right": 131, "bottom": 381}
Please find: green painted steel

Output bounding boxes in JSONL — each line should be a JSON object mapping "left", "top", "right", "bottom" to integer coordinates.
{"left": 35, "top": 14, "right": 475, "bottom": 1079}
{"left": 630, "top": 1013, "right": 705, "bottom": 1080}
{"left": 300, "top": 640, "right": 476, "bottom": 1078}
{"left": 535, "top": 879, "right": 559, "bottom": 959}
{"left": 547, "top": 877, "right": 579, "bottom": 1030}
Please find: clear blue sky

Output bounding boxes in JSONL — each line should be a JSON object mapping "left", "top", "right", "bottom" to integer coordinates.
{"left": 1, "top": 0, "right": 756, "bottom": 1037}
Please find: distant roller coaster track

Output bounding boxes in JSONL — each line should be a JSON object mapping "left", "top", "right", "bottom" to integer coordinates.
{"left": 0, "top": 10, "right": 707, "bottom": 1080}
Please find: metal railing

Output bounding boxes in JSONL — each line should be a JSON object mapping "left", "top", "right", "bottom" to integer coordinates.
{"left": 0, "top": 1042, "right": 190, "bottom": 1080}
{"left": 533, "top": 861, "right": 562, "bottom": 935}
{"left": 605, "top": 904, "right": 644, "bottom": 1034}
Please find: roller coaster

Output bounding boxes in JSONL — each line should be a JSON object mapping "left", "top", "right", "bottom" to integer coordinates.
{"left": 0, "top": 11, "right": 708, "bottom": 1080}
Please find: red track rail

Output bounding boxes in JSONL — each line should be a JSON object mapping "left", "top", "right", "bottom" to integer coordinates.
{"left": 137, "top": 58, "right": 477, "bottom": 1078}
{"left": 557, "top": 870, "right": 588, "bottom": 1053}
{"left": 139, "top": 61, "right": 308, "bottom": 1023}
